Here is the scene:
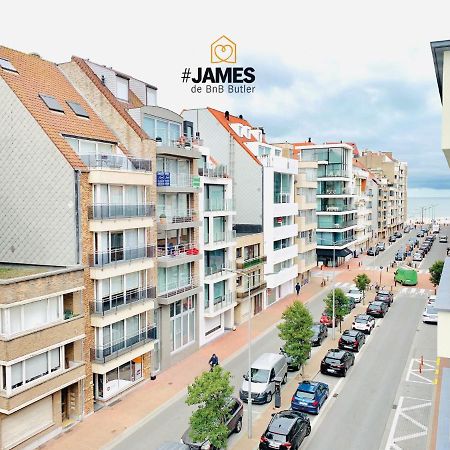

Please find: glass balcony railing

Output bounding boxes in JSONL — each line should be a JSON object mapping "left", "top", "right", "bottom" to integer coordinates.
{"left": 274, "top": 193, "right": 292, "bottom": 204}
{"left": 80, "top": 154, "right": 151, "bottom": 172}
{"left": 91, "top": 286, "right": 156, "bottom": 315}
{"left": 210, "top": 230, "right": 236, "bottom": 244}
{"left": 157, "top": 276, "right": 199, "bottom": 298}
{"left": 207, "top": 292, "right": 235, "bottom": 313}
{"left": 236, "top": 255, "right": 267, "bottom": 270}
{"left": 204, "top": 198, "right": 234, "bottom": 212}
{"left": 89, "top": 204, "right": 155, "bottom": 220}
{"left": 198, "top": 165, "right": 229, "bottom": 178}
{"left": 316, "top": 235, "right": 356, "bottom": 246}
{"left": 157, "top": 242, "right": 199, "bottom": 258}
{"left": 204, "top": 262, "right": 234, "bottom": 277}
{"left": 89, "top": 245, "right": 156, "bottom": 267}
{"left": 156, "top": 172, "right": 199, "bottom": 188}
{"left": 157, "top": 208, "right": 197, "bottom": 224}
{"left": 91, "top": 325, "right": 157, "bottom": 363}
{"left": 317, "top": 219, "right": 357, "bottom": 229}
{"left": 317, "top": 203, "right": 356, "bottom": 212}
{"left": 317, "top": 164, "right": 348, "bottom": 178}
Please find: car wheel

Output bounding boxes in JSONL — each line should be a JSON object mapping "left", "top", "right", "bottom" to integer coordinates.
{"left": 282, "top": 373, "right": 288, "bottom": 384}
{"left": 316, "top": 404, "right": 320, "bottom": 415}
{"left": 343, "top": 368, "right": 347, "bottom": 377}
{"left": 266, "top": 392, "right": 273, "bottom": 403}
{"left": 306, "top": 424, "right": 311, "bottom": 436}
{"left": 234, "top": 418, "right": 242, "bottom": 434}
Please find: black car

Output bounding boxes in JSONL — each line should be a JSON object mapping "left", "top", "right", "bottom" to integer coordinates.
{"left": 376, "top": 242, "right": 386, "bottom": 251}
{"left": 320, "top": 349, "right": 355, "bottom": 377}
{"left": 375, "top": 290, "right": 393, "bottom": 306}
{"left": 395, "top": 251, "right": 405, "bottom": 261}
{"left": 417, "top": 231, "right": 425, "bottom": 237}
{"left": 366, "top": 301, "right": 388, "bottom": 317}
{"left": 389, "top": 235, "right": 397, "bottom": 242}
{"left": 367, "top": 246, "right": 379, "bottom": 256}
{"left": 338, "top": 329, "right": 366, "bottom": 352}
{"left": 259, "top": 410, "right": 311, "bottom": 450}
{"left": 310, "top": 323, "right": 328, "bottom": 346}
{"left": 394, "top": 231, "right": 403, "bottom": 238}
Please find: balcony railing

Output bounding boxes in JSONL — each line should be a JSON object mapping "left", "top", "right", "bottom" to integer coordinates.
{"left": 157, "top": 276, "right": 199, "bottom": 298}
{"left": 236, "top": 255, "right": 267, "bottom": 270}
{"left": 205, "top": 263, "right": 234, "bottom": 277}
{"left": 80, "top": 154, "right": 151, "bottom": 172}
{"left": 317, "top": 219, "right": 357, "bottom": 229}
{"left": 317, "top": 186, "right": 354, "bottom": 195}
{"left": 207, "top": 292, "right": 235, "bottom": 313}
{"left": 236, "top": 281, "right": 267, "bottom": 298}
{"left": 89, "top": 203, "right": 155, "bottom": 220}
{"left": 274, "top": 193, "right": 292, "bottom": 204}
{"left": 157, "top": 242, "right": 199, "bottom": 258}
{"left": 157, "top": 208, "right": 197, "bottom": 224}
{"left": 204, "top": 199, "right": 234, "bottom": 212}
{"left": 157, "top": 137, "right": 203, "bottom": 148}
{"left": 316, "top": 236, "right": 356, "bottom": 246}
{"left": 91, "top": 286, "right": 157, "bottom": 315}
{"left": 317, "top": 204, "right": 356, "bottom": 212}
{"left": 91, "top": 325, "right": 157, "bottom": 363}
{"left": 89, "top": 245, "right": 156, "bottom": 267}
{"left": 209, "top": 230, "right": 236, "bottom": 244}
{"left": 156, "top": 172, "right": 199, "bottom": 188}
{"left": 199, "top": 165, "right": 229, "bottom": 178}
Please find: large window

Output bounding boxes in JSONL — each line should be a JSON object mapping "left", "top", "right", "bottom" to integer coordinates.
{"left": 205, "top": 249, "right": 225, "bottom": 274}
{"left": 273, "top": 238, "right": 292, "bottom": 251}
{"left": 93, "top": 184, "right": 145, "bottom": 206}
{"left": 116, "top": 76, "right": 129, "bottom": 101}
{"left": 273, "top": 172, "right": 292, "bottom": 203}
{"left": 0, "top": 296, "right": 62, "bottom": 336}
{"left": 65, "top": 137, "right": 115, "bottom": 156}
{"left": 204, "top": 185, "right": 225, "bottom": 211}
{"left": 142, "top": 116, "right": 181, "bottom": 146}
{"left": 170, "top": 297, "right": 195, "bottom": 351}
{"left": 157, "top": 263, "right": 192, "bottom": 294}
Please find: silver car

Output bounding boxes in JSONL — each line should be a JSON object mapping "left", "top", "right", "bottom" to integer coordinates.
{"left": 423, "top": 305, "right": 438, "bottom": 324}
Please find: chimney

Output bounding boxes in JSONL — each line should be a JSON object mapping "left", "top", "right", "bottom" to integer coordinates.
{"left": 308, "top": 137, "right": 311, "bottom": 143}
{"left": 239, "top": 114, "right": 243, "bottom": 119}
{"left": 101, "top": 75, "right": 106, "bottom": 85}
{"left": 224, "top": 111, "right": 230, "bottom": 120}
{"left": 259, "top": 127, "right": 265, "bottom": 135}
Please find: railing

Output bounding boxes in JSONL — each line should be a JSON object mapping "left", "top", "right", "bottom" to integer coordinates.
{"left": 259, "top": 154, "right": 297, "bottom": 171}
{"left": 80, "top": 154, "right": 151, "bottom": 172}
{"left": 205, "top": 263, "right": 234, "bottom": 277}
{"left": 317, "top": 165, "right": 348, "bottom": 178}
{"left": 91, "top": 286, "right": 157, "bottom": 315}
{"left": 157, "top": 242, "right": 199, "bottom": 258}
{"left": 236, "top": 255, "right": 267, "bottom": 270}
{"left": 207, "top": 292, "right": 235, "bottom": 313}
{"left": 317, "top": 219, "right": 357, "bottom": 229}
{"left": 317, "top": 186, "right": 354, "bottom": 195}
{"left": 157, "top": 137, "right": 203, "bottom": 148}
{"left": 89, "top": 204, "right": 155, "bottom": 220}
{"left": 157, "top": 276, "right": 199, "bottom": 298}
{"left": 236, "top": 281, "right": 267, "bottom": 298}
{"left": 274, "top": 193, "right": 291, "bottom": 204}
{"left": 204, "top": 198, "right": 234, "bottom": 212}
{"left": 91, "top": 325, "right": 157, "bottom": 363}
{"left": 210, "top": 230, "right": 236, "bottom": 244}
{"left": 157, "top": 208, "right": 197, "bottom": 224}
{"left": 316, "top": 236, "right": 356, "bottom": 246}
{"left": 156, "top": 172, "right": 197, "bottom": 188}
{"left": 199, "top": 165, "right": 229, "bottom": 178}
{"left": 89, "top": 245, "right": 156, "bottom": 267}
{"left": 318, "top": 204, "right": 356, "bottom": 212}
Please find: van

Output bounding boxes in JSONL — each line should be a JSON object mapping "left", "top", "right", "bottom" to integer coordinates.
{"left": 394, "top": 267, "right": 418, "bottom": 286}
{"left": 239, "top": 353, "right": 287, "bottom": 404}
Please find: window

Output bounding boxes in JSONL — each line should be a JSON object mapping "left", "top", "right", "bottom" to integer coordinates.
{"left": 170, "top": 297, "right": 195, "bottom": 351}
{"left": 146, "top": 87, "right": 157, "bottom": 106}
{"left": 0, "top": 57, "right": 17, "bottom": 72}
{"left": 67, "top": 101, "right": 89, "bottom": 118}
{"left": 116, "top": 76, "right": 129, "bottom": 101}
{"left": 39, "top": 94, "right": 64, "bottom": 113}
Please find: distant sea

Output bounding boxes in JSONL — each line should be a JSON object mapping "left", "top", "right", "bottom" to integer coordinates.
{"left": 408, "top": 197, "right": 450, "bottom": 221}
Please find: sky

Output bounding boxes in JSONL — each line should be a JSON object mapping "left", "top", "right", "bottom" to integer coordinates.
{"left": 2, "top": 0, "right": 450, "bottom": 197}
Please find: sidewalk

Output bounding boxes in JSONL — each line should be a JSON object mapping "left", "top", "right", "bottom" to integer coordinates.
{"left": 43, "top": 280, "right": 322, "bottom": 450}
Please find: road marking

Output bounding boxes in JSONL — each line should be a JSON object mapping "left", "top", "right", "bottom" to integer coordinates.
{"left": 406, "top": 358, "right": 436, "bottom": 384}
{"left": 420, "top": 289, "right": 425, "bottom": 295}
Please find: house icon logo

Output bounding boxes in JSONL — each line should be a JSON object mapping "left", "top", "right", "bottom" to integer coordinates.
{"left": 211, "top": 35, "right": 237, "bottom": 64}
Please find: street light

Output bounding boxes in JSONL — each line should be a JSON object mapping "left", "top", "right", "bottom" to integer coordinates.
{"left": 379, "top": 266, "right": 383, "bottom": 288}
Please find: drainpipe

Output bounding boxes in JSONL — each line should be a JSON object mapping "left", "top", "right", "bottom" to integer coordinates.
{"left": 74, "top": 170, "right": 82, "bottom": 265}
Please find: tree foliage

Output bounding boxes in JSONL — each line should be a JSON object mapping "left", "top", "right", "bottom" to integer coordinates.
{"left": 278, "top": 300, "right": 314, "bottom": 368}
{"left": 429, "top": 260, "right": 444, "bottom": 286}
{"left": 186, "top": 366, "right": 234, "bottom": 449}
{"left": 353, "top": 273, "right": 371, "bottom": 293}
{"left": 323, "top": 288, "right": 349, "bottom": 331}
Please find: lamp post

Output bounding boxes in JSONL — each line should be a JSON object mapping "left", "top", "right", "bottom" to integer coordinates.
{"left": 379, "top": 266, "right": 383, "bottom": 288}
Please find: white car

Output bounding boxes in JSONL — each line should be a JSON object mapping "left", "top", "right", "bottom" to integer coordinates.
{"left": 423, "top": 305, "right": 438, "bottom": 324}
{"left": 413, "top": 252, "right": 423, "bottom": 261}
{"left": 439, "top": 235, "right": 448, "bottom": 243}
{"left": 427, "top": 295, "right": 436, "bottom": 306}
{"left": 347, "top": 287, "right": 364, "bottom": 303}
{"left": 352, "top": 314, "right": 376, "bottom": 334}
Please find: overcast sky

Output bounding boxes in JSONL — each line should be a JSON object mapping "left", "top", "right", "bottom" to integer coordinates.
{"left": 2, "top": 0, "right": 450, "bottom": 197}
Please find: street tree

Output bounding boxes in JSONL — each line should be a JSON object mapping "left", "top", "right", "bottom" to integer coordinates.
{"left": 353, "top": 273, "right": 371, "bottom": 299}
{"left": 185, "top": 366, "right": 234, "bottom": 449}
{"left": 429, "top": 260, "right": 444, "bottom": 287}
{"left": 278, "top": 300, "right": 314, "bottom": 371}
{"left": 323, "top": 288, "right": 350, "bottom": 332}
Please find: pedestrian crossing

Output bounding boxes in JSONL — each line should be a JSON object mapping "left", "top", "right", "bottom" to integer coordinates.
{"left": 330, "top": 282, "right": 433, "bottom": 296}
{"left": 363, "top": 265, "right": 428, "bottom": 275}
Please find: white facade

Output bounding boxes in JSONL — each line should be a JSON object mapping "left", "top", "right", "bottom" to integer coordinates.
{"left": 352, "top": 164, "right": 372, "bottom": 252}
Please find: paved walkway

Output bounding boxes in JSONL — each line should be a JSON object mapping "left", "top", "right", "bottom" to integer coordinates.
{"left": 43, "top": 256, "right": 433, "bottom": 450}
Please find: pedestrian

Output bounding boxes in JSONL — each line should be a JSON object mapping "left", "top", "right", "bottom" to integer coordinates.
{"left": 295, "top": 282, "right": 301, "bottom": 296}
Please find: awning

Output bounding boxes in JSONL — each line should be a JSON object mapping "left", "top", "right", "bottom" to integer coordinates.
{"left": 317, "top": 248, "right": 353, "bottom": 258}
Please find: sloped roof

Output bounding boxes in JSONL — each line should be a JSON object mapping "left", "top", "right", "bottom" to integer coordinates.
{"left": 0, "top": 46, "right": 119, "bottom": 169}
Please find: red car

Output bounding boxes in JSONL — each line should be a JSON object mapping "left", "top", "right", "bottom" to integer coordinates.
{"left": 320, "top": 311, "right": 338, "bottom": 327}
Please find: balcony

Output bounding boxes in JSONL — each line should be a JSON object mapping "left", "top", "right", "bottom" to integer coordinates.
{"left": 317, "top": 219, "right": 357, "bottom": 230}
{"left": 236, "top": 255, "right": 267, "bottom": 270}
{"left": 204, "top": 292, "right": 235, "bottom": 317}
{"left": 91, "top": 286, "right": 156, "bottom": 316}
{"left": 204, "top": 263, "right": 235, "bottom": 279}
{"left": 204, "top": 198, "right": 235, "bottom": 212}
{"left": 157, "top": 243, "right": 201, "bottom": 267}
{"left": 316, "top": 235, "right": 356, "bottom": 247}
{"left": 317, "top": 164, "right": 349, "bottom": 178}
{"left": 259, "top": 155, "right": 298, "bottom": 174}
{"left": 157, "top": 276, "right": 201, "bottom": 304}
{"left": 89, "top": 203, "right": 155, "bottom": 220}
{"left": 91, "top": 325, "right": 157, "bottom": 363}
{"left": 317, "top": 203, "right": 356, "bottom": 213}
{"left": 317, "top": 186, "right": 354, "bottom": 196}
{"left": 89, "top": 245, "right": 156, "bottom": 267}
{"left": 199, "top": 165, "right": 229, "bottom": 178}
{"left": 157, "top": 208, "right": 200, "bottom": 229}
{"left": 80, "top": 154, "right": 151, "bottom": 172}
{"left": 236, "top": 281, "right": 267, "bottom": 299}
{"left": 156, "top": 138, "right": 202, "bottom": 159}
{"left": 156, "top": 172, "right": 200, "bottom": 191}
{"left": 274, "top": 193, "right": 292, "bottom": 204}
{"left": 205, "top": 230, "right": 236, "bottom": 249}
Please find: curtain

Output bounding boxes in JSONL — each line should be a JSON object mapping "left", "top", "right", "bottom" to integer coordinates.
{"left": 50, "top": 348, "right": 60, "bottom": 371}
{"left": 11, "top": 362, "right": 22, "bottom": 387}
{"left": 23, "top": 300, "right": 47, "bottom": 330}
{"left": 25, "top": 353, "right": 48, "bottom": 381}
{"left": 125, "top": 186, "right": 138, "bottom": 205}
{"left": 10, "top": 306, "right": 22, "bottom": 334}
{"left": 48, "top": 296, "right": 60, "bottom": 322}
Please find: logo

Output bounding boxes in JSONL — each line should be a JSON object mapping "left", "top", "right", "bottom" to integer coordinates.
{"left": 211, "top": 35, "right": 236, "bottom": 64}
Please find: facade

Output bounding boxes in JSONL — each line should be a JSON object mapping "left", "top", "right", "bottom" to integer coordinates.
{"left": 0, "top": 265, "right": 85, "bottom": 449}
{"left": 234, "top": 233, "right": 267, "bottom": 324}
{"left": 352, "top": 161, "right": 372, "bottom": 252}
{"left": 296, "top": 143, "right": 357, "bottom": 266}
{"left": 355, "top": 151, "right": 408, "bottom": 234}
{"left": 197, "top": 148, "right": 237, "bottom": 344}
{"left": 183, "top": 108, "right": 298, "bottom": 305}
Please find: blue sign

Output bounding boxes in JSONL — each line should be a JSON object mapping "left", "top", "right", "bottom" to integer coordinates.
{"left": 156, "top": 171, "right": 170, "bottom": 187}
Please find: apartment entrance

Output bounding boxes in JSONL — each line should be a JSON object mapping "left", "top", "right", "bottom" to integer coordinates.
{"left": 253, "top": 293, "right": 263, "bottom": 315}
{"left": 61, "top": 384, "right": 79, "bottom": 427}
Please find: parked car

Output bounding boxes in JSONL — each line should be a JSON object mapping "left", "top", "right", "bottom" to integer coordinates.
{"left": 376, "top": 242, "right": 386, "bottom": 251}
{"left": 352, "top": 314, "right": 376, "bottom": 334}
{"left": 375, "top": 290, "right": 394, "bottom": 306}
{"left": 290, "top": 380, "right": 329, "bottom": 415}
{"left": 320, "top": 349, "right": 355, "bottom": 377}
{"left": 428, "top": 295, "right": 437, "bottom": 306}
{"left": 422, "top": 305, "right": 438, "bottom": 324}
{"left": 338, "top": 329, "right": 366, "bottom": 352}
{"left": 347, "top": 287, "right": 364, "bottom": 303}
{"left": 413, "top": 252, "right": 423, "bottom": 262}
{"left": 182, "top": 397, "right": 243, "bottom": 448}
{"left": 367, "top": 246, "right": 379, "bottom": 256}
{"left": 439, "top": 235, "right": 448, "bottom": 243}
{"left": 417, "top": 231, "right": 425, "bottom": 237}
{"left": 389, "top": 235, "right": 397, "bottom": 242}
{"left": 280, "top": 348, "right": 300, "bottom": 372}
{"left": 320, "top": 311, "right": 338, "bottom": 327}
{"left": 404, "top": 226, "right": 411, "bottom": 233}
{"left": 395, "top": 251, "right": 405, "bottom": 261}
{"left": 310, "top": 323, "right": 328, "bottom": 346}
{"left": 259, "top": 410, "right": 311, "bottom": 450}
{"left": 394, "top": 231, "right": 403, "bottom": 238}
{"left": 345, "top": 297, "right": 356, "bottom": 313}
{"left": 366, "top": 301, "right": 388, "bottom": 317}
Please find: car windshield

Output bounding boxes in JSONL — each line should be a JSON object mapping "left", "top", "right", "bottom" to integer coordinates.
{"left": 342, "top": 335, "right": 355, "bottom": 341}
{"left": 355, "top": 317, "right": 368, "bottom": 323}
{"left": 246, "top": 368, "right": 269, "bottom": 383}
{"left": 349, "top": 289, "right": 360, "bottom": 294}
{"left": 426, "top": 306, "right": 437, "bottom": 314}
{"left": 266, "top": 432, "right": 286, "bottom": 442}
{"left": 324, "top": 357, "right": 341, "bottom": 364}
{"left": 296, "top": 390, "right": 315, "bottom": 399}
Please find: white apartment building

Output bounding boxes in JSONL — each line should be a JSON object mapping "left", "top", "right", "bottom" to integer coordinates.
{"left": 182, "top": 108, "right": 298, "bottom": 305}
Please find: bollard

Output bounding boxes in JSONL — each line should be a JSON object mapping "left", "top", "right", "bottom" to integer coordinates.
{"left": 347, "top": 264, "right": 350, "bottom": 270}
{"left": 387, "top": 267, "right": 389, "bottom": 272}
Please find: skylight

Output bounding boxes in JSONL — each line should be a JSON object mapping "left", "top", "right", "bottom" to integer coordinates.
{"left": 0, "top": 58, "right": 17, "bottom": 73}
{"left": 67, "top": 101, "right": 89, "bottom": 118}
{"left": 39, "top": 94, "right": 64, "bottom": 113}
